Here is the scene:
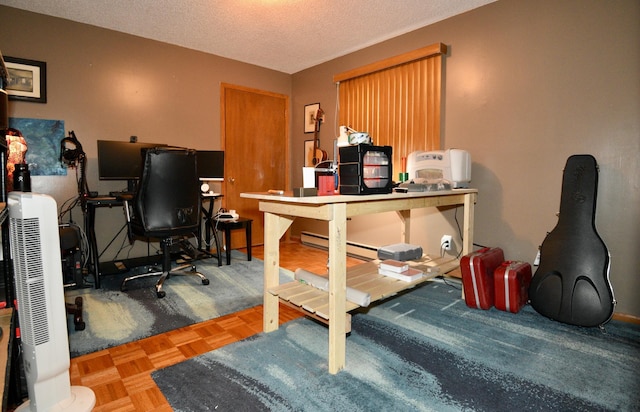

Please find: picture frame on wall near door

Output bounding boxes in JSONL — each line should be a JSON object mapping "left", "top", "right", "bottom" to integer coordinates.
{"left": 304, "top": 103, "right": 320, "bottom": 133}
{"left": 304, "top": 140, "right": 315, "bottom": 167}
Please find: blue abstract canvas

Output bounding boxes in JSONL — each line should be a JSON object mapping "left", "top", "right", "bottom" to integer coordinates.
{"left": 8, "top": 117, "right": 66, "bottom": 176}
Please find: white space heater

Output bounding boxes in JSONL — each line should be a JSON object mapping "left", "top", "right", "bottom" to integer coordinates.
{"left": 8, "top": 192, "right": 95, "bottom": 411}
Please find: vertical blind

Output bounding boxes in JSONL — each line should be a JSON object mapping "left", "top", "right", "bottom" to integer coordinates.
{"left": 334, "top": 43, "right": 447, "bottom": 177}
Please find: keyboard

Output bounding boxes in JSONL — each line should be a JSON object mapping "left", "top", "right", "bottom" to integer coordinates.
{"left": 109, "top": 191, "right": 135, "bottom": 197}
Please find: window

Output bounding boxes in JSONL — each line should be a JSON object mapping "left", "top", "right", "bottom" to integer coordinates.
{"left": 334, "top": 43, "right": 447, "bottom": 177}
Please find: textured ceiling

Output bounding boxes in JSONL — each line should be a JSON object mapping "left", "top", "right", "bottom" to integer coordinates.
{"left": 0, "top": 0, "right": 495, "bottom": 74}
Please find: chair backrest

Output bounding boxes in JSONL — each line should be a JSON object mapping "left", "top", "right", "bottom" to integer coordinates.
{"left": 134, "top": 147, "right": 201, "bottom": 236}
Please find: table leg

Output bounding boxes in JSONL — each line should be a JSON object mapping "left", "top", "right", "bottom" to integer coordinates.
{"left": 328, "top": 203, "right": 347, "bottom": 374}
{"left": 211, "top": 224, "right": 222, "bottom": 266}
{"left": 263, "top": 212, "right": 281, "bottom": 333}
{"left": 462, "top": 192, "right": 475, "bottom": 256}
{"left": 397, "top": 209, "right": 411, "bottom": 243}
{"left": 246, "top": 220, "right": 252, "bottom": 261}
{"left": 225, "top": 228, "right": 232, "bottom": 265}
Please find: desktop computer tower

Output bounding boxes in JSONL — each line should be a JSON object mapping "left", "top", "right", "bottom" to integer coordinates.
{"left": 60, "top": 225, "right": 84, "bottom": 288}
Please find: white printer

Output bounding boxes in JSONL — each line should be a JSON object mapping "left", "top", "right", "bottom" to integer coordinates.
{"left": 406, "top": 149, "right": 471, "bottom": 189}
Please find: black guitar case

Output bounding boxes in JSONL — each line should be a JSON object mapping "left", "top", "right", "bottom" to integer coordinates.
{"left": 529, "top": 154, "right": 615, "bottom": 327}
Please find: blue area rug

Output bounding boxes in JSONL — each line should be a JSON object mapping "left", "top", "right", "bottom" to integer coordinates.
{"left": 153, "top": 279, "right": 640, "bottom": 411}
{"left": 65, "top": 251, "right": 293, "bottom": 357}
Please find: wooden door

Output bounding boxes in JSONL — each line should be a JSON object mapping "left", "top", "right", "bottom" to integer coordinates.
{"left": 221, "top": 83, "right": 289, "bottom": 248}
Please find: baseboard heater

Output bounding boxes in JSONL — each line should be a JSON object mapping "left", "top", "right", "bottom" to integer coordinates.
{"left": 300, "top": 231, "right": 378, "bottom": 260}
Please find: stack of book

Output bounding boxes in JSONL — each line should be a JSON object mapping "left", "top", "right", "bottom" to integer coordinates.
{"left": 378, "top": 259, "right": 423, "bottom": 282}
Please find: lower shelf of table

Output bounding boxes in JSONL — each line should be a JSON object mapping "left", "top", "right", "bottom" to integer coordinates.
{"left": 268, "top": 256, "right": 459, "bottom": 329}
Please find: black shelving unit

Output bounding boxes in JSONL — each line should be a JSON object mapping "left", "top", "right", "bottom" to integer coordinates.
{"left": 339, "top": 144, "right": 394, "bottom": 195}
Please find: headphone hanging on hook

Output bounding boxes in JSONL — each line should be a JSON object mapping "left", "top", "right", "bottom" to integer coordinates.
{"left": 60, "top": 130, "right": 85, "bottom": 167}
{"left": 60, "top": 130, "right": 91, "bottom": 199}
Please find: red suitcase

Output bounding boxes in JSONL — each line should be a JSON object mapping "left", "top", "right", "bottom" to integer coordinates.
{"left": 460, "top": 247, "right": 504, "bottom": 309}
{"left": 494, "top": 261, "right": 532, "bottom": 313}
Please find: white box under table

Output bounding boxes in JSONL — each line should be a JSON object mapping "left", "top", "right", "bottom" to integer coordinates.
{"left": 241, "top": 189, "right": 477, "bottom": 374}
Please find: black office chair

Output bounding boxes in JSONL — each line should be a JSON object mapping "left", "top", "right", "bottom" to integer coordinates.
{"left": 120, "top": 147, "right": 209, "bottom": 298}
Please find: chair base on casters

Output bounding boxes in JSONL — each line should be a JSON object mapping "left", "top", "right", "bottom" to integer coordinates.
{"left": 120, "top": 238, "right": 210, "bottom": 298}
{"left": 120, "top": 263, "right": 209, "bottom": 298}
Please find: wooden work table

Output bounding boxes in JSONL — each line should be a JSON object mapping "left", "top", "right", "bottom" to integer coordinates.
{"left": 241, "top": 189, "right": 477, "bottom": 374}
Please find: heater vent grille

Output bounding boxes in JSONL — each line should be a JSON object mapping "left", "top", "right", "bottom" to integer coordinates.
{"left": 10, "top": 216, "right": 50, "bottom": 346}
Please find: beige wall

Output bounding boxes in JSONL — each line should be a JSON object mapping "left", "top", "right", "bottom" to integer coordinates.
{"left": 1, "top": 6, "right": 292, "bottom": 258}
{"left": 291, "top": 0, "right": 640, "bottom": 317}
{"left": 1, "top": 0, "right": 638, "bottom": 317}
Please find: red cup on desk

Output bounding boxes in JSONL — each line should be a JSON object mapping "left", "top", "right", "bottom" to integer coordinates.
{"left": 318, "top": 175, "right": 335, "bottom": 196}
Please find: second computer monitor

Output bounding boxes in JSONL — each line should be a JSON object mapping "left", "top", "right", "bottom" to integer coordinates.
{"left": 197, "top": 150, "right": 224, "bottom": 181}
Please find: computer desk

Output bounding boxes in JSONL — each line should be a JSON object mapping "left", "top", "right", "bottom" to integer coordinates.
{"left": 85, "top": 193, "right": 224, "bottom": 288}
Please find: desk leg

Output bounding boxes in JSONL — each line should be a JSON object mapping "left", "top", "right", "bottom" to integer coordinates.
{"left": 86, "top": 203, "right": 101, "bottom": 289}
{"left": 328, "top": 203, "right": 347, "bottom": 374}
{"left": 462, "top": 193, "right": 475, "bottom": 256}
{"left": 211, "top": 225, "right": 222, "bottom": 266}
{"left": 199, "top": 199, "right": 215, "bottom": 250}
{"left": 204, "top": 217, "right": 222, "bottom": 266}
{"left": 201, "top": 198, "right": 222, "bottom": 266}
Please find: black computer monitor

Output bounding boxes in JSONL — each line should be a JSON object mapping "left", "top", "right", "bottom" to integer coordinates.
{"left": 97, "top": 140, "right": 167, "bottom": 191}
{"left": 196, "top": 150, "right": 224, "bottom": 181}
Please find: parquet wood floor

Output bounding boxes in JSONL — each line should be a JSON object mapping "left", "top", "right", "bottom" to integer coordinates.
{"left": 68, "top": 240, "right": 365, "bottom": 411}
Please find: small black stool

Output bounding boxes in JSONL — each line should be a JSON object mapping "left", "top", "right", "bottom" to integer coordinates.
{"left": 215, "top": 217, "right": 253, "bottom": 265}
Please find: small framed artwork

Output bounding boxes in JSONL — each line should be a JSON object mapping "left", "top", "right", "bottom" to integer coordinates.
{"left": 304, "top": 103, "right": 321, "bottom": 133}
{"left": 4, "top": 56, "right": 47, "bottom": 103}
{"left": 304, "top": 140, "right": 315, "bottom": 167}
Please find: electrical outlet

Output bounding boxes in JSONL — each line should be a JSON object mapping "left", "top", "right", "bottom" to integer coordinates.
{"left": 441, "top": 235, "right": 453, "bottom": 251}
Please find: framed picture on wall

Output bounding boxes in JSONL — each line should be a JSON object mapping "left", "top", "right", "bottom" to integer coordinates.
{"left": 304, "top": 140, "right": 315, "bottom": 167}
{"left": 4, "top": 56, "right": 47, "bottom": 103}
{"left": 304, "top": 103, "right": 320, "bottom": 133}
